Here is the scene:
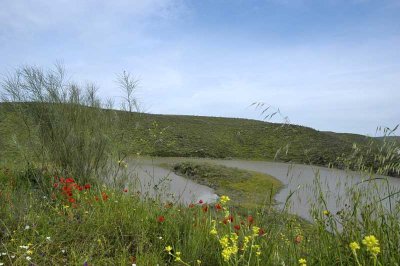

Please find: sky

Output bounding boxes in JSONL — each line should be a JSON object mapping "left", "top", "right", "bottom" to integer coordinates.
{"left": 0, "top": 0, "right": 399, "bottom": 136}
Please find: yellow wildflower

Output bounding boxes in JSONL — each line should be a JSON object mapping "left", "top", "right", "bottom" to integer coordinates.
{"left": 299, "top": 258, "right": 307, "bottom": 266}
{"left": 243, "top": 236, "right": 250, "bottom": 250}
{"left": 349, "top": 242, "right": 360, "bottom": 252}
{"left": 323, "top": 210, "right": 329, "bottom": 216}
{"left": 220, "top": 195, "right": 230, "bottom": 205}
{"left": 165, "top": 246, "right": 173, "bottom": 253}
{"left": 253, "top": 244, "right": 261, "bottom": 256}
{"left": 362, "top": 235, "right": 380, "bottom": 257}
{"left": 252, "top": 226, "right": 260, "bottom": 237}
{"left": 220, "top": 236, "right": 230, "bottom": 248}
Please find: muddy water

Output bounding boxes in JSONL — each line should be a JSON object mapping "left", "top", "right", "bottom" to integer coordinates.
{"left": 128, "top": 158, "right": 219, "bottom": 204}
{"left": 131, "top": 157, "right": 400, "bottom": 220}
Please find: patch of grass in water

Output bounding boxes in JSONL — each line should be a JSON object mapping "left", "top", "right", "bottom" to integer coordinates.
{"left": 167, "top": 161, "right": 283, "bottom": 209}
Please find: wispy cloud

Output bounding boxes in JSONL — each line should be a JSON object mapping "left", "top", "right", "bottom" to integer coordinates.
{"left": 0, "top": 0, "right": 399, "bottom": 135}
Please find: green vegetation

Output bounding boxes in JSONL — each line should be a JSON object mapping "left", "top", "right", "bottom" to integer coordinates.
{"left": 168, "top": 162, "right": 282, "bottom": 209}
{"left": 1, "top": 65, "right": 400, "bottom": 265}
{"left": 1, "top": 160, "right": 400, "bottom": 265}
{"left": 3, "top": 102, "right": 398, "bottom": 176}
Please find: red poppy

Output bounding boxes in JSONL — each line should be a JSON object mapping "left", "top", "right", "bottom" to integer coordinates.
{"left": 215, "top": 203, "right": 222, "bottom": 211}
{"left": 101, "top": 192, "right": 108, "bottom": 201}
{"left": 247, "top": 215, "right": 254, "bottom": 224}
{"left": 202, "top": 204, "right": 208, "bottom": 212}
{"left": 68, "top": 197, "right": 75, "bottom": 203}
{"left": 84, "top": 184, "right": 91, "bottom": 190}
{"left": 234, "top": 225, "right": 240, "bottom": 231}
{"left": 198, "top": 199, "right": 203, "bottom": 204}
{"left": 78, "top": 186, "right": 83, "bottom": 191}
{"left": 259, "top": 228, "right": 265, "bottom": 236}
{"left": 53, "top": 183, "right": 59, "bottom": 188}
{"left": 123, "top": 189, "right": 128, "bottom": 193}
{"left": 157, "top": 215, "right": 165, "bottom": 223}
{"left": 65, "top": 178, "right": 74, "bottom": 183}
{"left": 60, "top": 177, "right": 65, "bottom": 183}
{"left": 294, "top": 235, "right": 302, "bottom": 244}
{"left": 223, "top": 215, "right": 234, "bottom": 224}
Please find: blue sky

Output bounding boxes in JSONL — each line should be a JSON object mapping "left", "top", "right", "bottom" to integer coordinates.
{"left": 1, "top": 0, "right": 399, "bottom": 135}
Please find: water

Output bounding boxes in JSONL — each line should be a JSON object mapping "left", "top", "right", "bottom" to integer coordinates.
{"left": 128, "top": 158, "right": 219, "bottom": 204}
{"left": 131, "top": 157, "right": 400, "bottom": 220}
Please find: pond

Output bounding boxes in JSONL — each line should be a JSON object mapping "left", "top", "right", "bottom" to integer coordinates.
{"left": 130, "top": 157, "right": 400, "bottom": 221}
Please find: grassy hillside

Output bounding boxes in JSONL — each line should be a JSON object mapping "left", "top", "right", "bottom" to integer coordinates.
{"left": 110, "top": 110, "right": 366, "bottom": 166}
{"left": 0, "top": 102, "right": 374, "bottom": 168}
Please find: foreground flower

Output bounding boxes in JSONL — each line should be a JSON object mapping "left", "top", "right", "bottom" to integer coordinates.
{"left": 220, "top": 195, "right": 230, "bottom": 205}
{"left": 210, "top": 220, "right": 218, "bottom": 235}
{"left": 349, "top": 242, "right": 360, "bottom": 252}
{"left": 349, "top": 241, "right": 362, "bottom": 266}
{"left": 252, "top": 226, "right": 260, "bottom": 237}
{"left": 215, "top": 203, "right": 222, "bottom": 211}
{"left": 101, "top": 192, "right": 109, "bottom": 201}
{"left": 299, "top": 258, "right": 306, "bottom": 266}
{"left": 362, "top": 235, "right": 380, "bottom": 257}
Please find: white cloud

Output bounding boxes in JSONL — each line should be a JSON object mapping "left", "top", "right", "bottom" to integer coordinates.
{"left": 0, "top": 0, "right": 186, "bottom": 33}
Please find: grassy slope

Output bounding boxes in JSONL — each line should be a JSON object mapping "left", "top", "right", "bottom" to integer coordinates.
{"left": 115, "top": 111, "right": 366, "bottom": 166}
{"left": 0, "top": 102, "right": 371, "bottom": 166}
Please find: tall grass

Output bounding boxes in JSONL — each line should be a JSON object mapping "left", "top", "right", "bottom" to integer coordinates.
{"left": 0, "top": 64, "right": 115, "bottom": 182}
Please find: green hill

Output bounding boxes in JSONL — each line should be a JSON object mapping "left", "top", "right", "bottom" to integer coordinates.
{"left": 116, "top": 111, "right": 358, "bottom": 166}
{"left": 0, "top": 102, "right": 392, "bottom": 169}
